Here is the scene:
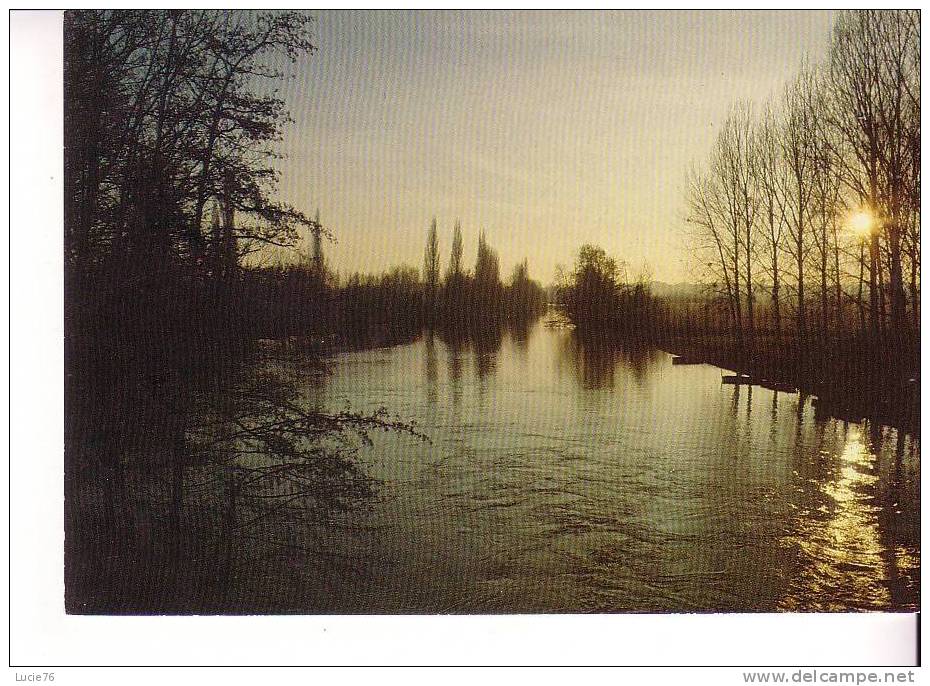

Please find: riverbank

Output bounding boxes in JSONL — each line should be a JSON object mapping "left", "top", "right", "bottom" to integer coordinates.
{"left": 656, "top": 332, "right": 919, "bottom": 434}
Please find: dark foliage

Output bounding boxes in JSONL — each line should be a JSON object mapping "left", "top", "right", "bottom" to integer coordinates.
{"left": 558, "top": 244, "right": 658, "bottom": 339}
{"left": 63, "top": 10, "right": 424, "bottom": 613}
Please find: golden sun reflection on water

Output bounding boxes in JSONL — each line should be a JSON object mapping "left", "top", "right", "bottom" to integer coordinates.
{"left": 779, "top": 425, "right": 895, "bottom": 611}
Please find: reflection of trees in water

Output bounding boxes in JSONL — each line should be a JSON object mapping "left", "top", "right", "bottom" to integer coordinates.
{"left": 768, "top": 390, "right": 780, "bottom": 442}
{"left": 745, "top": 384, "right": 753, "bottom": 424}
{"left": 66, "top": 344, "right": 421, "bottom": 613}
{"left": 424, "top": 331, "right": 438, "bottom": 405}
{"left": 446, "top": 337, "right": 465, "bottom": 409}
{"left": 507, "top": 317, "right": 532, "bottom": 359}
{"left": 874, "top": 426, "right": 920, "bottom": 609}
{"left": 793, "top": 392, "right": 808, "bottom": 449}
{"left": 687, "top": 380, "right": 917, "bottom": 612}
{"left": 728, "top": 382, "right": 741, "bottom": 423}
{"left": 434, "top": 318, "right": 508, "bottom": 385}
{"left": 472, "top": 325, "right": 504, "bottom": 382}
{"left": 557, "top": 331, "right": 661, "bottom": 390}
{"left": 435, "top": 324, "right": 467, "bottom": 408}
{"left": 430, "top": 311, "right": 542, "bottom": 398}
{"left": 779, "top": 422, "right": 887, "bottom": 610}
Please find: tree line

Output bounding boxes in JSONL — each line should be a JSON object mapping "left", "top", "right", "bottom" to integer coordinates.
{"left": 422, "top": 218, "right": 548, "bottom": 330}
{"left": 242, "top": 215, "right": 548, "bottom": 348}
{"left": 686, "top": 10, "right": 919, "bottom": 350}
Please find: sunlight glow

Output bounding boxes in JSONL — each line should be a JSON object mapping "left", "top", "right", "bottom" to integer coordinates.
{"left": 848, "top": 210, "right": 875, "bottom": 238}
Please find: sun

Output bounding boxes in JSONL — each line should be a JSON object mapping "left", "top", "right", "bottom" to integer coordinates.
{"left": 848, "top": 210, "right": 874, "bottom": 238}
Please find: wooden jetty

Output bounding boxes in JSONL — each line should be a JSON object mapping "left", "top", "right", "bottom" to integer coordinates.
{"left": 759, "top": 379, "right": 797, "bottom": 393}
{"left": 721, "top": 374, "right": 753, "bottom": 385}
{"left": 721, "top": 374, "right": 797, "bottom": 392}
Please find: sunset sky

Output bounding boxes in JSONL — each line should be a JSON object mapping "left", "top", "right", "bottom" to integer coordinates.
{"left": 275, "top": 10, "right": 836, "bottom": 284}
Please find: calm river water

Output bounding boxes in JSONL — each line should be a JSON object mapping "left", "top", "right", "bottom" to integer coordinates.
{"left": 294, "top": 310, "right": 919, "bottom": 613}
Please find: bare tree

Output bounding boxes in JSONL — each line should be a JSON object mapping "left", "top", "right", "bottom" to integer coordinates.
{"left": 311, "top": 208, "right": 326, "bottom": 279}
{"left": 696, "top": 107, "right": 760, "bottom": 347}
{"left": 686, "top": 166, "right": 740, "bottom": 342}
{"left": 754, "top": 104, "right": 789, "bottom": 339}
{"left": 779, "top": 67, "right": 820, "bottom": 339}
{"left": 684, "top": 9, "right": 919, "bottom": 356}
{"left": 806, "top": 69, "right": 846, "bottom": 338}
{"left": 873, "top": 10, "right": 919, "bottom": 334}
{"left": 725, "top": 104, "right": 760, "bottom": 345}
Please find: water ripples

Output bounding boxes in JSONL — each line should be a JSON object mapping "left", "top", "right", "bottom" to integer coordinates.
{"left": 296, "top": 320, "right": 919, "bottom": 612}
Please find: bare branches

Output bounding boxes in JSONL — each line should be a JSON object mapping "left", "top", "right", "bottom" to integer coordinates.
{"left": 685, "top": 10, "right": 919, "bottom": 342}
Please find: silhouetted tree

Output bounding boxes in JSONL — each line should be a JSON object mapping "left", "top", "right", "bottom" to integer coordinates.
{"left": 64, "top": 10, "right": 319, "bottom": 279}
{"left": 311, "top": 208, "right": 326, "bottom": 280}
{"left": 829, "top": 10, "right": 920, "bottom": 336}
{"left": 447, "top": 219, "right": 464, "bottom": 282}
{"left": 441, "top": 219, "right": 468, "bottom": 324}
{"left": 473, "top": 230, "right": 502, "bottom": 315}
{"left": 423, "top": 217, "right": 440, "bottom": 317}
{"left": 562, "top": 244, "right": 619, "bottom": 330}
{"left": 506, "top": 259, "right": 546, "bottom": 320}
{"left": 754, "top": 104, "right": 788, "bottom": 339}
{"left": 62, "top": 10, "right": 426, "bottom": 613}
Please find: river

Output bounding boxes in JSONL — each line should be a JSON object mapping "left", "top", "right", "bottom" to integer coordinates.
{"left": 288, "top": 309, "right": 919, "bottom": 613}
